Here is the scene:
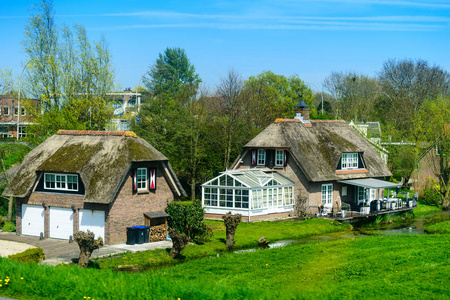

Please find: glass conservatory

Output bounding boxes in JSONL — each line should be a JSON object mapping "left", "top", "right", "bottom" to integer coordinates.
{"left": 202, "top": 170, "right": 295, "bottom": 220}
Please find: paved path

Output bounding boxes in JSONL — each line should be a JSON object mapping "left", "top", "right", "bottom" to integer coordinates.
{"left": 0, "top": 231, "right": 172, "bottom": 266}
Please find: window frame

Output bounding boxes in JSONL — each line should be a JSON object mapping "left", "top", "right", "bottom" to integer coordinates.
{"left": 257, "top": 149, "right": 266, "bottom": 166}
{"left": 44, "top": 173, "right": 79, "bottom": 191}
{"left": 3, "top": 106, "right": 9, "bottom": 116}
{"left": 275, "top": 150, "right": 284, "bottom": 166}
{"left": 14, "top": 106, "right": 19, "bottom": 116}
{"left": 136, "top": 168, "right": 147, "bottom": 191}
{"left": 341, "top": 153, "right": 359, "bottom": 170}
{"left": 321, "top": 183, "right": 333, "bottom": 207}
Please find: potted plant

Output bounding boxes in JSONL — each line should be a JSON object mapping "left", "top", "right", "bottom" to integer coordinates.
{"left": 341, "top": 204, "right": 348, "bottom": 218}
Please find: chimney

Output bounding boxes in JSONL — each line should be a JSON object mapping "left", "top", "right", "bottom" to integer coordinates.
{"left": 293, "top": 94, "right": 311, "bottom": 124}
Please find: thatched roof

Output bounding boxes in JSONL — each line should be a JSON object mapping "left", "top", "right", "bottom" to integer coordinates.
{"left": 3, "top": 130, "right": 186, "bottom": 203}
{"left": 242, "top": 120, "right": 391, "bottom": 182}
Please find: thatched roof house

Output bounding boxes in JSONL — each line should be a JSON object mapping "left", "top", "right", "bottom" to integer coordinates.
{"left": 202, "top": 102, "right": 394, "bottom": 221}
{"left": 5, "top": 130, "right": 185, "bottom": 244}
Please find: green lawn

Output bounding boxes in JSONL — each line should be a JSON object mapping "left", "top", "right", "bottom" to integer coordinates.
{"left": 424, "top": 220, "right": 450, "bottom": 234}
{"left": 414, "top": 203, "right": 442, "bottom": 216}
{"left": 96, "top": 218, "right": 352, "bottom": 269}
{"left": 0, "top": 234, "right": 448, "bottom": 299}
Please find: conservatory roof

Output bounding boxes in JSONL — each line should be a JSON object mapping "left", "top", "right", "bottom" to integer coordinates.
{"left": 202, "top": 169, "right": 294, "bottom": 188}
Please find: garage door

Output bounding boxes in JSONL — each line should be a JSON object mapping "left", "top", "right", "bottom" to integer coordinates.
{"left": 22, "top": 205, "right": 44, "bottom": 237}
{"left": 49, "top": 207, "right": 73, "bottom": 240}
{"left": 79, "top": 210, "right": 105, "bottom": 240}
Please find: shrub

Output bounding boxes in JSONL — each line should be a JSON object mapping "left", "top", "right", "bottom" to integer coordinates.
{"left": 420, "top": 188, "right": 441, "bottom": 206}
{"left": 2, "top": 221, "right": 16, "bottom": 232}
{"left": 166, "top": 200, "right": 209, "bottom": 242}
{"left": 8, "top": 247, "right": 45, "bottom": 263}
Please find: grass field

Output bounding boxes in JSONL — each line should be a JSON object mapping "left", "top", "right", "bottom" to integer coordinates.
{"left": 0, "top": 234, "right": 448, "bottom": 299}
{"left": 425, "top": 220, "right": 450, "bottom": 234}
{"left": 96, "top": 218, "right": 352, "bottom": 269}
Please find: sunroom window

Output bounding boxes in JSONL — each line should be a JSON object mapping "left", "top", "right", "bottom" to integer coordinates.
{"left": 44, "top": 173, "right": 78, "bottom": 191}
{"left": 341, "top": 153, "right": 359, "bottom": 169}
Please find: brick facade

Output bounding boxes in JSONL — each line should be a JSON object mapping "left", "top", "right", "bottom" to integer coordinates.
{"left": 15, "top": 163, "right": 176, "bottom": 245}
{"left": 205, "top": 211, "right": 291, "bottom": 222}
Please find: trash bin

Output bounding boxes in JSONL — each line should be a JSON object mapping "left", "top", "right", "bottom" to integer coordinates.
{"left": 144, "top": 226, "right": 150, "bottom": 243}
{"left": 133, "top": 226, "right": 146, "bottom": 244}
{"left": 126, "top": 227, "right": 137, "bottom": 245}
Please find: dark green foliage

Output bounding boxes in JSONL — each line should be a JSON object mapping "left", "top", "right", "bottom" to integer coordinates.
{"left": 8, "top": 247, "right": 45, "bottom": 263}
{"left": 166, "top": 201, "right": 209, "bottom": 242}
{"left": 421, "top": 188, "right": 442, "bottom": 206}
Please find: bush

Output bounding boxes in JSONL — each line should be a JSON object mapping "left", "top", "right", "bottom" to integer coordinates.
{"left": 166, "top": 200, "right": 209, "bottom": 242}
{"left": 2, "top": 221, "right": 16, "bottom": 232}
{"left": 8, "top": 247, "right": 45, "bottom": 263}
{"left": 420, "top": 188, "right": 441, "bottom": 206}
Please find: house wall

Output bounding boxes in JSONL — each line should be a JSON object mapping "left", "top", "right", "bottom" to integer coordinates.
{"left": 106, "top": 163, "right": 175, "bottom": 244}
{"left": 15, "top": 163, "right": 176, "bottom": 245}
{"left": 415, "top": 148, "right": 440, "bottom": 195}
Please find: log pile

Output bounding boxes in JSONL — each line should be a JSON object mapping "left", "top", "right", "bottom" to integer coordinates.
{"left": 149, "top": 224, "right": 167, "bottom": 242}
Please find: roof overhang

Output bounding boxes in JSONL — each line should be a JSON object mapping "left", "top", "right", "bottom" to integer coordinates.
{"left": 338, "top": 178, "right": 401, "bottom": 189}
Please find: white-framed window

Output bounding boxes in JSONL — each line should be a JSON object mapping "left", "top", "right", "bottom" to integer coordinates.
{"left": 341, "top": 153, "right": 359, "bottom": 169}
{"left": 14, "top": 106, "right": 19, "bottom": 116}
{"left": 18, "top": 126, "right": 26, "bottom": 138}
{"left": 3, "top": 106, "right": 9, "bottom": 116}
{"left": 257, "top": 149, "right": 266, "bottom": 165}
{"left": 275, "top": 150, "right": 284, "bottom": 166}
{"left": 21, "top": 107, "right": 26, "bottom": 116}
{"left": 321, "top": 184, "right": 333, "bottom": 207}
{"left": 342, "top": 186, "right": 347, "bottom": 196}
{"left": 357, "top": 186, "right": 366, "bottom": 204}
{"left": 44, "top": 173, "right": 78, "bottom": 191}
{"left": 137, "top": 168, "right": 147, "bottom": 190}
{"left": 284, "top": 186, "right": 293, "bottom": 205}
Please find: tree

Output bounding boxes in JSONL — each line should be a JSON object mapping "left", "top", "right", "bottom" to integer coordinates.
{"left": 0, "top": 68, "right": 14, "bottom": 95}
{"left": 378, "top": 58, "right": 450, "bottom": 135}
{"left": 414, "top": 97, "right": 450, "bottom": 210}
{"left": 222, "top": 212, "right": 242, "bottom": 250}
{"left": 74, "top": 230, "right": 103, "bottom": 268}
{"left": 323, "top": 72, "right": 380, "bottom": 122}
{"left": 165, "top": 201, "right": 208, "bottom": 241}
{"left": 22, "top": 0, "right": 115, "bottom": 143}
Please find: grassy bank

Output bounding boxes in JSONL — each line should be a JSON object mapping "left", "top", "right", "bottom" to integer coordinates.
{"left": 414, "top": 203, "right": 442, "bottom": 216}
{"left": 0, "top": 234, "right": 448, "bottom": 299}
{"left": 425, "top": 220, "right": 450, "bottom": 234}
{"left": 96, "top": 218, "right": 352, "bottom": 269}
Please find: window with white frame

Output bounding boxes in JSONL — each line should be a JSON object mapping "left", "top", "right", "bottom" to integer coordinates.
{"left": 21, "top": 107, "right": 26, "bottom": 116}
{"left": 341, "top": 153, "right": 359, "bottom": 169}
{"left": 3, "top": 106, "right": 9, "bottom": 116}
{"left": 321, "top": 184, "right": 333, "bottom": 207}
{"left": 137, "top": 168, "right": 147, "bottom": 190}
{"left": 257, "top": 149, "right": 266, "bottom": 165}
{"left": 342, "top": 186, "right": 347, "bottom": 196}
{"left": 357, "top": 186, "right": 366, "bottom": 204}
{"left": 44, "top": 173, "right": 78, "bottom": 191}
{"left": 18, "top": 126, "right": 26, "bottom": 138}
{"left": 14, "top": 106, "right": 19, "bottom": 116}
{"left": 284, "top": 187, "right": 293, "bottom": 205}
{"left": 275, "top": 150, "right": 284, "bottom": 166}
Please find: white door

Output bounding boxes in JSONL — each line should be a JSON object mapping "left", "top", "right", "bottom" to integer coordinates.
{"left": 78, "top": 210, "right": 105, "bottom": 240}
{"left": 49, "top": 207, "right": 73, "bottom": 240}
{"left": 22, "top": 205, "right": 45, "bottom": 237}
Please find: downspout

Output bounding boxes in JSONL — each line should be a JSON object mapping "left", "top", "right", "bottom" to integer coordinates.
{"left": 248, "top": 190, "right": 251, "bottom": 223}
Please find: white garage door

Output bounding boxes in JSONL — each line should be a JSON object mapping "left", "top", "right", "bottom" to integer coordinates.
{"left": 49, "top": 207, "right": 73, "bottom": 240}
{"left": 78, "top": 210, "right": 105, "bottom": 240}
{"left": 22, "top": 205, "right": 44, "bottom": 237}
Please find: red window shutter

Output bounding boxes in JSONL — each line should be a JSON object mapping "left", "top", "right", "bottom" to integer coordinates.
{"left": 132, "top": 169, "right": 137, "bottom": 194}
{"left": 284, "top": 150, "right": 288, "bottom": 166}
{"left": 149, "top": 168, "right": 156, "bottom": 190}
{"left": 252, "top": 149, "right": 256, "bottom": 165}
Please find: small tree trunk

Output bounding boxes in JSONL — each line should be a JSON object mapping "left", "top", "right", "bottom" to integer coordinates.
{"left": 74, "top": 230, "right": 103, "bottom": 268}
{"left": 7, "top": 196, "right": 13, "bottom": 222}
{"left": 169, "top": 229, "right": 189, "bottom": 258}
{"left": 222, "top": 212, "right": 242, "bottom": 250}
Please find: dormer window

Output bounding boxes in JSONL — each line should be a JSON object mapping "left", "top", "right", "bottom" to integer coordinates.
{"left": 44, "top": 173, "right": 79, "bottom": 191}
{"left": 341, "top": 153, "right": 358, "bottom": 170}
{"left": 275, "top": 150, "right": 284, "bottom": 166}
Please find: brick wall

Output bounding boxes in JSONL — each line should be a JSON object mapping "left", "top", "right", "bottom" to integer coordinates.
{"left": 106, "top": 164, "right": 175, "bottom": 244}
{"left": 205, "top": 211, "right": 291, "bottom": 222}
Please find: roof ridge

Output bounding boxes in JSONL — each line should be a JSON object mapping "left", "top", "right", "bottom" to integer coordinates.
{"left": 56, "top": 130, "right": 137, "bottom": 137}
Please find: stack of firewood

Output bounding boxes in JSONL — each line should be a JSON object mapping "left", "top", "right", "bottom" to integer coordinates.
{"left": 148, "top": 224, "right": 167, "bottom": 242}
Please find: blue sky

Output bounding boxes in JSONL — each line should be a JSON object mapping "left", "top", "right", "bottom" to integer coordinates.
{"left": 1, "top": 0, "right": 449, "bottom": 93}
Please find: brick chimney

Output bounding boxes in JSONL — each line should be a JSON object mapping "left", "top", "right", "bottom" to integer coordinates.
{"left": 293, "top": 94, "right": 310, "bottom": 124}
